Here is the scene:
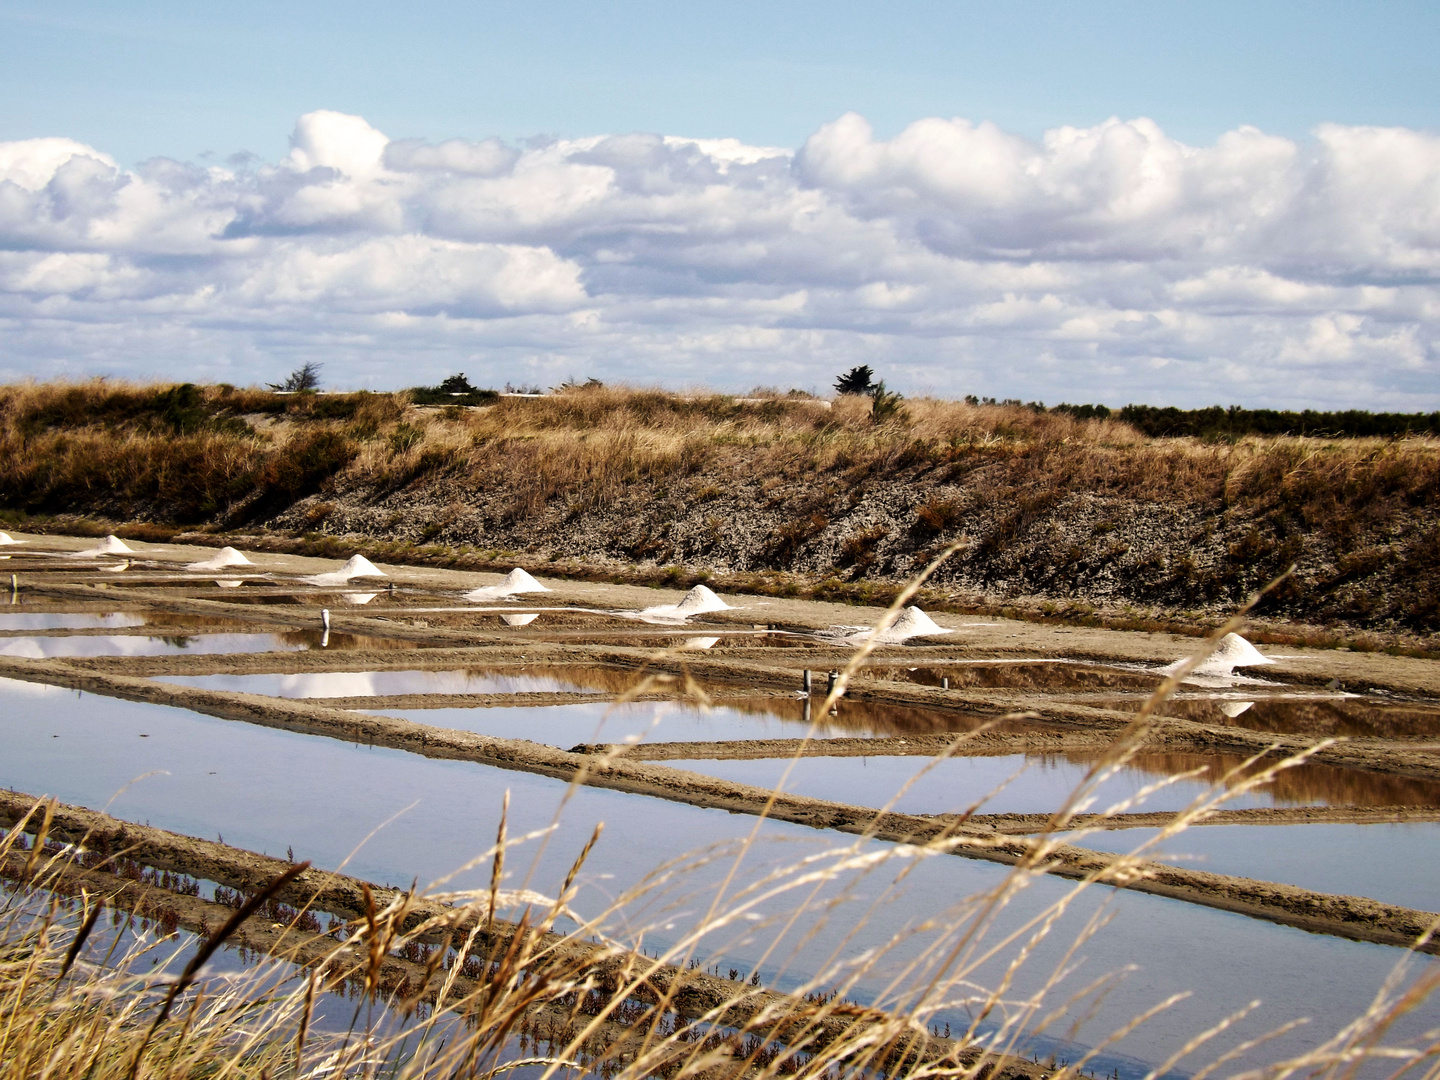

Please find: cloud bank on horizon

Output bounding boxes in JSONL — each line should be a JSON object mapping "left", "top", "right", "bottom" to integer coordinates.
{"left": 1, "top": 109, "right": 1437, "bottom": 409}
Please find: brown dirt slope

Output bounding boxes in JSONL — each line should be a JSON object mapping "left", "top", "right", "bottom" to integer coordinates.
{"left": 3, "top": 381, "right": 1437, "bottom": 636}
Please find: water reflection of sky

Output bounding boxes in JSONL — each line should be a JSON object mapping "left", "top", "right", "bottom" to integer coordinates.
{"left": 660, "top": 754, "right": 1284, "bottom": 815}
{"left": 0, "top": 633, "right": 311, "bottom": 657}
{"left": 0, "top": 612, "right": 147, "bottom": 631}
{"left": 660, "top": 752, "right": 1440, "bottom": 813}
{"left": 369, "top": 701, "right": 882, "bottom": 746}
{"left": 157, "top": 669, "right": 593, "bottom": 698}
{"left": 0, "top": 631, "right": 414, "bottom": 657}
{"left": 1075, "top": 823, "right": 1440, "bottom": 912}
{"left": 1, "top": 676, "right": 1433, "bottom": 1080}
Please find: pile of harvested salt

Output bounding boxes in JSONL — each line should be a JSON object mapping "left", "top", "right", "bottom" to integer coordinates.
{"left": 825, "top": 606, "right": 952, "bottom": 645}
{"left": 185, "top": 547, "right": 253, "bottom": 572}
{"left": 1163, "top": 633, "right": 1275, "bottom": 677}
{"left": 300, "top": 555, "right": 387, "bottom": 586}
{"left": 74, "top": 535, "right": 134, "bottom": 558}
{"left": 640, "top": 585, "right": 731, "bottom": 622}
{"left": 501, "top": 612, "right": 540, "bottom": 626}
{"left": 463, "top": 568, "right": 550, "bottom": 603}
{"left": 0, "top": 532, "right": 24, "bottom": 545}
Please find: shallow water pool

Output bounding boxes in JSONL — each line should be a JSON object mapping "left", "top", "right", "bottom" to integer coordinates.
{"left": 1074, "top": 822, "right": 1440, "bottom": 912}
{"left": 0, "top": 612, "right": 146, "bottom": 631}
{"left": 156, "top": 668, "right": 597, "bottom": 698}
{"left": 0, "top": 630, "right": 425, "bottom": 657}
{"left": 2, "top": 675, "right": 1437, "bottom": 1077}
{"left": 658, "top": 750, "right": 1440, "bottom": 813}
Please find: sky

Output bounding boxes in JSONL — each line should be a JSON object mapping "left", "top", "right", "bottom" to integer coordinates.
{"left": 1, "top": 0, "right": 1438, "bottom": 407}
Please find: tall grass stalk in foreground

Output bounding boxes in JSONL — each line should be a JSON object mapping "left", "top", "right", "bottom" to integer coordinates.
{"left": 3, "top": 587, "right": 1440, "bottom": 1078}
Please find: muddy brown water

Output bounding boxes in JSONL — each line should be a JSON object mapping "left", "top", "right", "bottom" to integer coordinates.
{"left": 1066, "top": 693, "right": 1440, "bottom": 739}
{"left": 870, "top": 661, "right": 1165, "bottom": 692}
{"left": 2, "top": 675, "right": 1434, "bottom": 1079}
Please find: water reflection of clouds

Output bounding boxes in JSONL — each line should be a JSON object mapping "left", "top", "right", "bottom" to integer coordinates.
{"left": 159, "top": 669, "right": 590, "bottom": 698}
{"left": 0, "top": 674, "right": 66, "bottom": 696}
{"left": 0, "top": 612, "right": 145, "bottom": 631}
{"left": 0, "top": 634, "right": 309, "bottom": 658}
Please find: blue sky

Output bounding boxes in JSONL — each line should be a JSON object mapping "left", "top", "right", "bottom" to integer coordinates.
{"left": 1, "top": 1, "right": 1438, "bottom": 406}
{"left": 5, "top": 1, "right": 1437, "bottom": 164}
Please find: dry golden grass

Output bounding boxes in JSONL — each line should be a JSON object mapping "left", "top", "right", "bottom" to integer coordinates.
{"left": 4, "top": 378, "right": 1439, "bottom": 632}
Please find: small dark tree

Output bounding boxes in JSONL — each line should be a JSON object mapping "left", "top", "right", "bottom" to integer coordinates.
{"left": 268, "top": 362, "right": 323, "bottom": 393}
{"left": 438, "top": 373, "right": 478, "bottom": 394}
{"left": 870, "top": 381, "right": 909, "bottom": 425}
{"left": 833, "top": 365, "right": 876, "bottom": 396}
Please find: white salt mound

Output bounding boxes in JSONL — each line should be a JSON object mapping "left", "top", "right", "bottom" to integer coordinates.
{"left": 673, "top": 585, "right": 729, "bottom": 615}
{"left": 214, "top": 579, "right": 245, "bottom": 588}
{"left": 639, "top": 585, "right": 732, "bottom": 621}
{"left": 463, "top": 567, "right": 550, "bottom": 602}
{"left": 301, "top": 554, "right": 388, "bottom": 586}
{"left": 341, "top": 592, "right": 377, "bottom": 605}
{"left": 1164, "top": 633, "right": 1275, "bottom": 677}
{"left": 887, "top": 607, "right": 948, "bottom": 638}
{"left": 0, "top": 532, "right": 24, "bottom": 545}
{"left": 1220, "top": 700, "right": 1255, "bottom": 718}
{"left": 75, "top": 535, "right": 134, "bottom": 558}
{"left": 834, "top": 606, "right": 952, "bottom": 644}
{"left": 185, "top": 546, "right": 253, "bottom": 572}
{"left": 501, "top": 612, "right": 540, "bottom": 626}
{"left": 337, "top": 555, "right": 386, "bottom": 578}
{"left": 500, "top": 568, "right": 547, "bottom": 593}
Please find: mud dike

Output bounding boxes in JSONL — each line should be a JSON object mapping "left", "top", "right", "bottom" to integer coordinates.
{"left": 3, "top": 532, "right": 1440, "bottom": 1077}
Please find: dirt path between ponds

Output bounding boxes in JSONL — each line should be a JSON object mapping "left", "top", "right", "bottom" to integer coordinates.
{"left": 579, "top": 733, "right": 1118, "bottom": 759}
{"left": 0, "top": 791, "right": 1045, "bottom": 1080}
{"left": 964, "top": 806, "right": 1440, "bottom": 833}
{"left": 4, "top": 657, "right": 1438, "bottom": 953}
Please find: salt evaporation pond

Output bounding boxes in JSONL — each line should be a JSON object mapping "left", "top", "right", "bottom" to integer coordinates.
{"left": 2, "top": 676, "right": 1436, "bottom": 1079}
{"left": 655, "top": 751, "right": 1440, "bottom": 814}
{"left": 1075, "top": 823, "right": 1440, "bottom": 912}
{"left": 368, "top": 700, "right": 946, "bottom": 746}
{"left": 0, "top": 612, "right": 146, "bottom": 630}
{"left": 156, "top": 668, "right": 596, "bottom": 698}
{"left": 0, "top": 631, "right": 422, "bottom": 657}
{"left": 1067, "top": 693, "right": 1440, "bottom": 739}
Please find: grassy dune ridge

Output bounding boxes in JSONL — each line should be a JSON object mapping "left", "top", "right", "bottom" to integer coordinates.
{"left": 2, "top": 380, "right": 1437, "bottom": 637}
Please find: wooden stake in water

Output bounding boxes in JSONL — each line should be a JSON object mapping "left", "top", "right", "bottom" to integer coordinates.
{"left": 942, "top": 676, "right": 950, "bottom": 690}
{"left": 802, "top": 669, "right": 812, "bottom": 696}
{"left": 321, "top": 608, "right": 331, "bottom": 630}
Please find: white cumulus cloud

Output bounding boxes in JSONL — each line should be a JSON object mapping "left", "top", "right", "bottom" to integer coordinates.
{"left": 0, "top": 109, "right": 1437, "bottom": 408}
